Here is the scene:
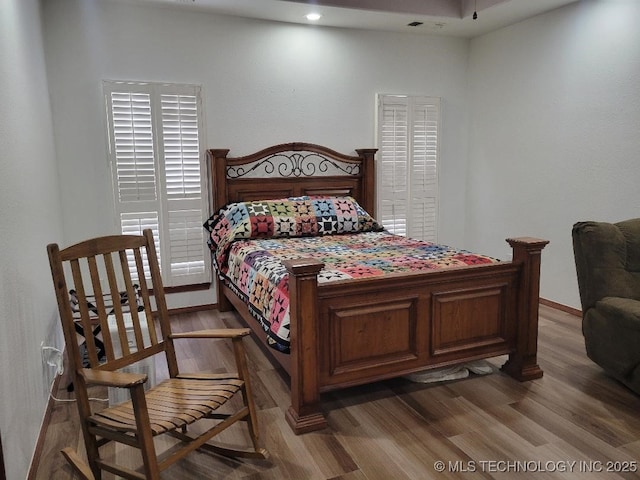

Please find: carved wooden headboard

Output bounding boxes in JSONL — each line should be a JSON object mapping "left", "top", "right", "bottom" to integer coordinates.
{"left": 206, "top": 142, "right": 377, "bottom": 217}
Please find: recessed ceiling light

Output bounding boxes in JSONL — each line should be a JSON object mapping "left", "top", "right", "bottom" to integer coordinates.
{"left": 305, "top": 13, "right": 322, "bottom": 21}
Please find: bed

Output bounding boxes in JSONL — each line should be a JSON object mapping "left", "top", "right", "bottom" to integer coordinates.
{"left": 205, "top": 142, "right": 548, "bottom": 434}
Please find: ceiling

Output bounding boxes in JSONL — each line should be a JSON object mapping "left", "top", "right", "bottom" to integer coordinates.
{"left": 127, "top": 0, "right": 580, "bottom": 37}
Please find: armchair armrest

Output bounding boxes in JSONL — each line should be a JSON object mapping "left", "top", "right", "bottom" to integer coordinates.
{"left": 79, "top": 368, "right": 147, "bottom": 388}
{"left": 596, "top": 297, "right": 640, "bottom": 332}
{"left": 169, "top": 328, "right": 251, "bottom": 340}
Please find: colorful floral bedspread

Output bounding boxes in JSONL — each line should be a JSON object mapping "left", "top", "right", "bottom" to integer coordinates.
{"left": 216, "top": 231, "right": 498, "bottom": 353}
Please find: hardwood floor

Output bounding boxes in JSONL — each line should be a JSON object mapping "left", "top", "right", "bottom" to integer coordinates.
{"left": 34, "top": 305, "right": 640, "bottom": 479}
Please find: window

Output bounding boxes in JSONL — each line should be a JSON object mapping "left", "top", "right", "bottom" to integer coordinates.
{"left": 104, "top": 81, "right": 210, "bottom": 286}
{"left": 376, "top": 94, "right": 440, "bottom": 242}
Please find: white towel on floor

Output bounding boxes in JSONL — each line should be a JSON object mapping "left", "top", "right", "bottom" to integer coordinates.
{"left": 404, "top": 360, "right": 493, "bottom": 384}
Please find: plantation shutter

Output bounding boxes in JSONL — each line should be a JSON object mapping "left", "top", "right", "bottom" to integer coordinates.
{"left": 159, "top": 91, "right": 207, "bottom": 281}
{"left": 376, "top": 94, "right": 440, "bottom": 242}
{"left": 378, "top": 96, "right": 409, "bottom": 237}
{"left": 104, "top": 81, "right": 210, "bottom": 286}
{"left": 408, "top": 99, "right": 439, "bottom": 240}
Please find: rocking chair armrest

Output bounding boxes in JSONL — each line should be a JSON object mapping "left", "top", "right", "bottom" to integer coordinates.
{"left": 79, "top": 368, "right": 148, "bottom": 388}
{"left": 169, "top": 328, "right": 251, "bottom": 340}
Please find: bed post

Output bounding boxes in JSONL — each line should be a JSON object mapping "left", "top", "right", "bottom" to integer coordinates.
{"left": 502, "top": 237, "right": 549, "bottom": 381}
{"left": 207, "top": 148, "right": 230, "bottom": 212}
{"left": 207, "top": 148, "right": 233, "bottom": 312}
{"left": 355, "top": 148, "right": 377, "bottom": 219}
{"left": 283, "top": 258, "right": 327, "bottom": 434}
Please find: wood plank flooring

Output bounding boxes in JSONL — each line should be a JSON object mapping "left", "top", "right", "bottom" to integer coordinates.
{"left": 34, "top": 305, "right": 640, "bottom": 479}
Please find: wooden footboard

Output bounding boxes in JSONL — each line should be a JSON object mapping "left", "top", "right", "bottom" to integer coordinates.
{"left": 282, "top": 237, "right": 548, "bottom": 434}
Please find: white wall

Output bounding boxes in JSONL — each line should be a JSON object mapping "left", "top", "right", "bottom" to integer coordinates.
{"left": 41, "top": 0, "right": 471, "bottom": 308}
{"left": 467, "top": 0, "right": 640, "bottom": 308}
{"left": 0, "top": 0, "right": 65, "bottom": 478}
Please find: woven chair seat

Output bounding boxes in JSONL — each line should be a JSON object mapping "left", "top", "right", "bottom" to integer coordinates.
{"left": 90, "top": 378, "right": 244, "bottom": 435}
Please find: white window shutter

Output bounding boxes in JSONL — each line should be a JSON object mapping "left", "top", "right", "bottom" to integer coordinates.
{"left": 408, "top": 98, "right": 439, "bottom": 241}
{"left": 161, "top": 93, "right": 202, "bottom": 199}
{"left": 378, "top": 96, "right": 409, "bottom": 237}
{"left": 377, "top": 94, "right": 440, "bottom": 242}
{"left": 156, "top": 87, "right": 208, "bottom": 285}
{"left": 110, "top": 92, "right": 157, "bottom": 202}
{"left": 167, "top": 209, "right": 206, "bottom": 278}
{"left": 120, "top": 212, "right": 161, "bottom": 281}
{"left": 105, "top": 81, "right": 210, "bottom": 287}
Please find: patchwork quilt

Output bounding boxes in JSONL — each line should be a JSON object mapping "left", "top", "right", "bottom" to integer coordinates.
{"left": 204, "top": 196, "right": 498, "bottom": 353}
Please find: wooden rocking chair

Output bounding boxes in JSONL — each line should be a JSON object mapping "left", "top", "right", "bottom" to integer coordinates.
{"left": 47, "top": 229, "right": 268, "bottom": 479}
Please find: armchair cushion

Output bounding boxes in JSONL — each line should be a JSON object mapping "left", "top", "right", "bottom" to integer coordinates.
{"left": 583, "top": 305, "right": 640, "bottom": 380}
{"left": 596, "top": 297, "right": 640, "bottom": 332}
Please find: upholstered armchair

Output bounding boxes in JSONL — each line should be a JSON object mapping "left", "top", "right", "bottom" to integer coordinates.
{"left": 572, "top": 218, "right": 640, "bottom": 395}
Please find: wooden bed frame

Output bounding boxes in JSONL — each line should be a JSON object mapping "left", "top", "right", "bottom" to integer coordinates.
{"left": 206, "top": 142, "right": 548, "bottom": 434}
